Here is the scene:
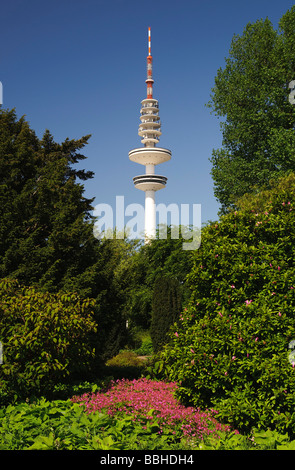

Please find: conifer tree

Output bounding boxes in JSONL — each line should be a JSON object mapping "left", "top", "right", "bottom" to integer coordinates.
{"left": 0, "top": 108, "right": 128, "bottom": 363}
{"left": 150, "top": 276, "right": 181, "bottom": 353}
{"left": 0, "top": 108, "right": 97, "bottom": 293}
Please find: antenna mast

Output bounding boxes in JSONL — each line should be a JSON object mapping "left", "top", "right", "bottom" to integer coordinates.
{"left": 146, "top": 27, "right": 154, "bottom": 99}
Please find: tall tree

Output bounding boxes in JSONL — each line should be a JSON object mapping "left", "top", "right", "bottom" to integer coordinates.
{"left": 0, "top": 108, "right": 132, "bottom": 364}
{"left": 0, "top": 108, "right": 97, "bottom": 294}
{"left": 150, "top": 275, "right": 182, "bottom": 353}
{"left": 208, "top": 7, "right": 295, "bottom": 214}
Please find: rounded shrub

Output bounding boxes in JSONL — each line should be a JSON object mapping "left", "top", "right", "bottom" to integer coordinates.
{"left": 159, "top": 174, "right": 295, "bottom": 435}
{"left": 0, "top": 278, "right": 97, "bottom": 402}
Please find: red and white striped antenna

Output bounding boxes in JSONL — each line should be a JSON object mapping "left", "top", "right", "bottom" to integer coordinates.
{"left": 146, "top": 27, "right": 154, "bottom": 99}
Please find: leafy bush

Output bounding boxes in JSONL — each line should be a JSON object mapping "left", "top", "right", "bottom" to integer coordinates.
{"left": 106, "top": 350, "right": 144, "bottom": 368}
{"left": 158, "top": 174, "right": 295, "bottom": 435}
{"left": 198, "top": 428, "right": 295, "bottom": 450}
{"left": 134, "top": 333, "right": 153, "bottom": 356}
{"left": 0, "top": 278, "right": 97, "bottom": 403}
{"left": 103, "top": 350, "right": 146, "bottom": 380}
{"left": 0, "top": 398, "right": 134, "bottom": 450}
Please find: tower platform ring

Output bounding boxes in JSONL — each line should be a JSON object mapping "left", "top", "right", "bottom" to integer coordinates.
{"left": 129, "top": 147, "right": 171, "bottom": 165}
{"left": 133, "top": 174, "right": 167, "bottom": 191}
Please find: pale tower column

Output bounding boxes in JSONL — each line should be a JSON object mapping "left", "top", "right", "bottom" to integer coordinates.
{"left": 129, "top": 27, "right": 172, "bottom": 243}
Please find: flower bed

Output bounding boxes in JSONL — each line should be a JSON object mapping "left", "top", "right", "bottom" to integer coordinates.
{"left": 71, "top": 378, "right": 235, "bottom": 441}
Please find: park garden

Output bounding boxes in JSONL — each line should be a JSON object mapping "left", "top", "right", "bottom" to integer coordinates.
{"left": 2, "top": 6, "right": 295, "bottom": 450}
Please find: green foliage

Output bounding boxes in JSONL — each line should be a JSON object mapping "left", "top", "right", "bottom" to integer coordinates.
{"left": 0, "top": 109, "right": 97, "bottom": 294}
{"left": 103, "top": 350, "right": 148, "bottom": 380}
{"left": 134, "top": 332, "right": 153, "bottom": 356}
{"left": 0, "top": 398, "right": 188, "bottom": 450}
{"left": 197, "top": 428, "right": 295, "bottom": 450}
{"left": 0, "top": 278, "right": 97, "bottom": 403}
{"left": 150, "top": 276, "right": 182, "bottom": 353}
{"left": 208, "top": 6, "right": 295, "bottom": 213}
{"left": 121, "top": 227, "right": 194, "bottom": 334}
{"left": 0, "top": 108, "right": 129, "bottom": 366}
{"left": 2, "top": 394, "right": 295, "bottom": 450}
{"left": 158, "top": 174, "right": 295, "bottom": 435}
{"left": 91, "top": 237, "right": 140, "bottom": 362}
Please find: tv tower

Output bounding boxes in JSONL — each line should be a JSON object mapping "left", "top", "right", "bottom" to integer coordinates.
{"left": 129, "top": 27, "right": 171, "bottom": 242}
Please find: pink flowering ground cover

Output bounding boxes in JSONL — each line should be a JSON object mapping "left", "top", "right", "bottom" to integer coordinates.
{"left": 71, "top": 378, "right": 235, "bottom": 441}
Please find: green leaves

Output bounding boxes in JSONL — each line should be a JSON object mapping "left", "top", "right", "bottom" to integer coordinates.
{"left": 0, "top": 278, "right": 97, "bottom": 403}
{"left": 150, "top": 276, "right": 182, "bottom": 353}
{"left": 0, "top": 397, "right": 180, "bottom": 450}
{"left": 158, "top": 174, "right": 295, "bottom": 435}
{"left": 208, "top": 7, "right": 295, "bottom": 213}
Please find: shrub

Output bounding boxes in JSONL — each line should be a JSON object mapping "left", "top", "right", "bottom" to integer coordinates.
{"left": 134, "top": 333, "right": 153, "bottom": 356}
{"left": 0, "top": 398, "right": 125, "bottom": 450}
{"left": 106, "top": 350, "right": 144, "bottom": 368}
{"left": 0, "top": 278, "right": 97, "bottom": 402}
{"left": 103, "top": 350, "right": 146, "bottom": 380}
{"left": 158, "top": 174, "right": 295, "bottom": 435}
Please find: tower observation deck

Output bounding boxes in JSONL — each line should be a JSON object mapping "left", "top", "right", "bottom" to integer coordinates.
{"left": 129, "top": 27, "right": 171, "bottom": 242}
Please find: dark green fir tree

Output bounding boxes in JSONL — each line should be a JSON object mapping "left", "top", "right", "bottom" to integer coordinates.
{"left": 0, "top": 108, "right": 127, "bottom": 364}
{"left": 150, "top": 275, "right": 182, "bottom": 353}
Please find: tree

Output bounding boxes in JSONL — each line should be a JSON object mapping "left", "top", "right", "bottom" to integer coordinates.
{"left": 0, "top": 108, "right": 129, "bottom": 365}
{"left": 91, "top": 237, "right": 138, "bottom": 362}
{"left": 208, "top": 7, "right": 295, "bottom": 214}
{"left": 150, "top": 275, "right": 182, "bottom": 353}
{"left": 119, "top": 226, "right": 195, "bottom": 336}
{"left": 0, "top": 108, "right": 98, "bottom": 294}
{"left": 159, "top": 174, "right": 295, "bottom": 435}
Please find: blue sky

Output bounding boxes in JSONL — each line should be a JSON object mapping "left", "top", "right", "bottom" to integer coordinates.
{"left": 1, "top": 0, "right": 295, "bottom": 227}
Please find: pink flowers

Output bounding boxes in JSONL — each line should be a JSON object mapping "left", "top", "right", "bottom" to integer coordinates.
{"left": 245, "top": 299, "right": 253, "bottom": 306}
{"left": 174, "top": 332, "right": 179, "bottom": 338}
{"left": 71, "top": 378, "right": 233, "bottom": 440}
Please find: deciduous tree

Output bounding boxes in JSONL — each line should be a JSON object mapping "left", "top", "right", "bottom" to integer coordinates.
{"left": 208, "top": 7, "right": 295, "bottom": 213}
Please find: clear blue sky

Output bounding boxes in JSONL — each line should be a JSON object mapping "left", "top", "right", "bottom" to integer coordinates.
{"left": 1, "top": 0, "right": 295, "bottom": 226}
